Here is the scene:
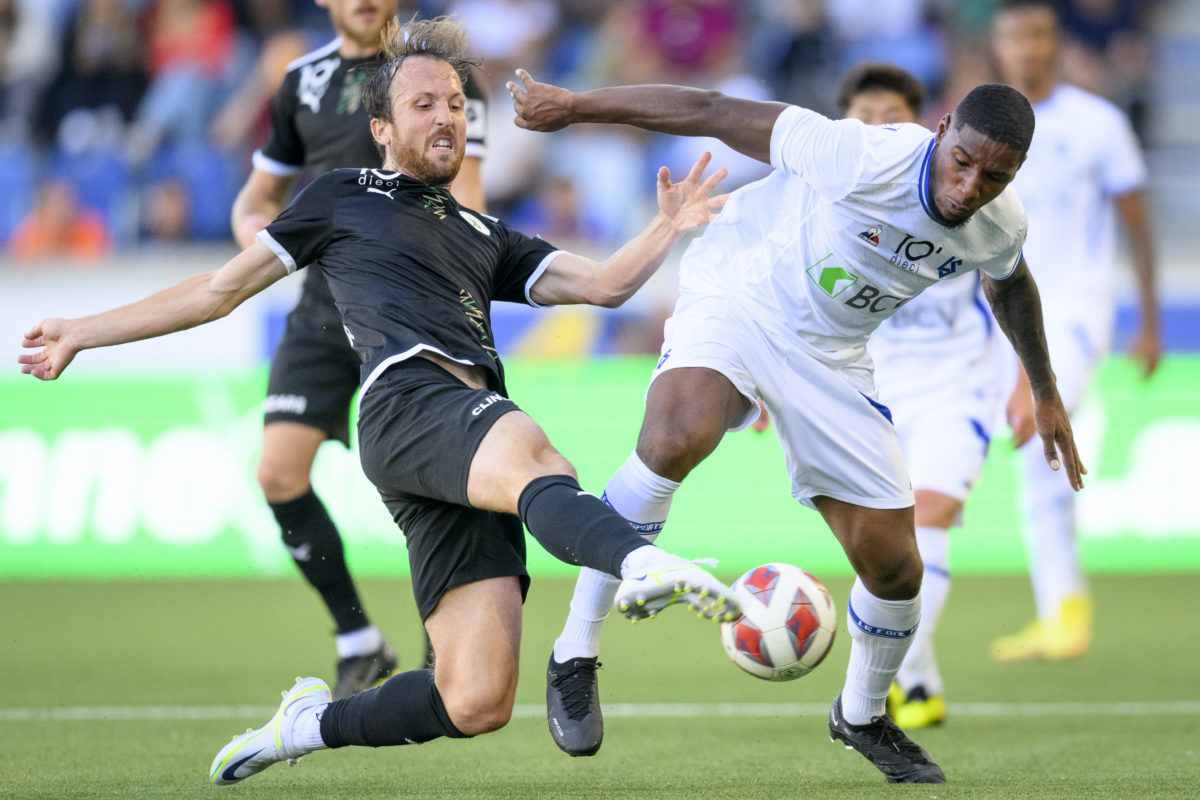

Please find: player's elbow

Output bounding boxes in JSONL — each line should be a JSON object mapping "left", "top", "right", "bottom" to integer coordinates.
{"left": 196, "top": 274, "right": 245, "bottom": 322}
{"left": 591, "top": 289, "right": 629, "bottom": 309}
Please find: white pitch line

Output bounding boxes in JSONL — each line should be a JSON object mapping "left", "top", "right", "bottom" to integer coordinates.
{"left": 2, "top": 700, "right": 1199, "bottom": 722}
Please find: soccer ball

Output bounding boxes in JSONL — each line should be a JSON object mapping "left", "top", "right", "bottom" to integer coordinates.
{"left": 720, "top": 563, "right": 837, "bottom": 681}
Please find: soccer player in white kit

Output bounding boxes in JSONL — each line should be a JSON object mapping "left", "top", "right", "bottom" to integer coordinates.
{"left": 830, "top": 63, "right": 1017, "bottom": 730}
{"left": 988, "top": 0, "right": 1161, "bottom": 663}
{"left": 510, "top": 71, "right": 1085, "bottom": 783}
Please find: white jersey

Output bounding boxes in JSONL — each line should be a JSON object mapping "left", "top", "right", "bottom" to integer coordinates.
{"left": 677, "top": 105, "right": 1027, "bottom": 394}
{"left": 1012, "top": 84, "right": 1145, "bottom": 326}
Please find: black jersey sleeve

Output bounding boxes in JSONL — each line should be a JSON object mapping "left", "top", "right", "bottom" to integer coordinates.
{"left": 462, "top": 66, "right": 487, "bottom": 158}
{"left": 259, "top": 172, "right": 338, "bottom": 272}
{"left": 491, "top": 221, "right": 560, "bottom": 305}
{"left": 257, "top": 72, "right": 305, "bottom": 172}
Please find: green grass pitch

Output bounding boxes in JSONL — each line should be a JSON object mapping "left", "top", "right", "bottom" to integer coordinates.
{"left": 1, "top": 574, "right": 1198, "bottom": 799}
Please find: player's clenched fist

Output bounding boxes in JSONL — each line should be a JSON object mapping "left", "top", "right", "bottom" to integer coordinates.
{"left": 18, "top": 318, "right": 78, "bottom": 381}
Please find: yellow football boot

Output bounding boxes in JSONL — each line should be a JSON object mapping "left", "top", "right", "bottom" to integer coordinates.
{"left": 887, "top": 683, "right": 947, "bottom": 729}
{"left": 991, "top": 593, "right": 1092, "bottom": 662}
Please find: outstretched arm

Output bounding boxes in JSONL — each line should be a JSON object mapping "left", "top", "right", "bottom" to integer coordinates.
{"left": 19, "top": 241, "right": 287, "bottom": 381}
{"left": 982, "top": 259, "right": 1086, "bottom": 490}
{"left": 530, "top": 152, "right": 727, "bottom": 307}
{"left": 508, "top": 69, "right": 788, "bottom": 164}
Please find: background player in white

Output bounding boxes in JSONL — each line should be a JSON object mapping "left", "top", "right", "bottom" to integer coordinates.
{"left": 510, "top": 70, "right": 1084, "bottom": 784}
{"left": 988, "top": 0, "right": 1161, "bottom": 663}
{"left": 19, "top": 17, "right": 737, "bottom": 785}
{"left": 231, "top": 0, "right": 488, "bottom": 695}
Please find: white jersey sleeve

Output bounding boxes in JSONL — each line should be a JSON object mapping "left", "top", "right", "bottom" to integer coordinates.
{"left": 769, "top": 105, "right": 869, "bottom": 204}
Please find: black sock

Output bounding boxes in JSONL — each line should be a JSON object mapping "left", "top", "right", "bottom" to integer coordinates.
{"left": 517, "top": 475, "right": 648, "bottom": 577}
{"left": 270, "top": 489, "right": 369, "bottom": 634}
{"left": 319, "top": 669, "right": 467, "bottom": 747}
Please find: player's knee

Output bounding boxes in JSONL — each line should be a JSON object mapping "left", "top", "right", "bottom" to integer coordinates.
{"left": 536, "top": 451, "right": 577, "bottom": 481}
{"left": 859, "top": 554, "right": 923, "bottom": 600}
{"left": 255, "top": 460, "right": 310, "bottom": 504}
{"left": 636, "top": 426, "right": 718, "bottom": 481}
{"left": 441, "top": 686, "right": 515, "bottom": 735}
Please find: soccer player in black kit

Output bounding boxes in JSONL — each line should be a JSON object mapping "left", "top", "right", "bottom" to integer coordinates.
{"left": 233, "top": 0, "right": 488, "bottom": 698}
{"left": 19, "top": 16, "right": 738, "bottom": 785}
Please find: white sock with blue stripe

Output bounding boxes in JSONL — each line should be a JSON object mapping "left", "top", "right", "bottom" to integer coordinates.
{"left": 896, "top": 526, "right": 949, "bottom": 696}
{"left": 841, "top": 577, "right": 922, "bottom": 726}
{"left": 553, "top": 452, "right": 678, "bottom": 662}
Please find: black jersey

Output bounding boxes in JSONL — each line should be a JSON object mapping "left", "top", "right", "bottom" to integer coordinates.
{"left": 254, "top": 39, "right": 488, "bottom": 310}
{"left": 260, "top": 169, "right": 561, "bottom": 395}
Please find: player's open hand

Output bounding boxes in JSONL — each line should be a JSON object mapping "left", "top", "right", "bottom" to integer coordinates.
{"left": 507, "top": 69, "right": 573, "bottom": 132}
{"left": 1033, "top": 391, "right": 1087, "bottom": 490}
{"left": 18, "top": 318, "right": 78, "bottom": 381}
{"left": 1127, "top": 322, "right": 1162, "bottom": 380}
{"left": 656, "top": 151, "right": 728, "bottom": 233}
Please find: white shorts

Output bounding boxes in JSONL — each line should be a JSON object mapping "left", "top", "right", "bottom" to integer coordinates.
{"left": 653, "top": 295, "right": 914, "bottom": 511}
{"left": 886, "top": 388, "right": 998, "bottom": 510}
{"left": 1044, "top": 315, "right": 1107, "bottom": 413}
{"left": 875, "top": 344, "right": 1008, "bottom": 513}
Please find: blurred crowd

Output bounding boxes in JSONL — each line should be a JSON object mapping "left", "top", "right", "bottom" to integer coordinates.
{"left": 0, "top": 0, "right": 1161, "bottom": 266}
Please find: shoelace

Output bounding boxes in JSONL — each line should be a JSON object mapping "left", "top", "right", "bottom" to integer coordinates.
{"left": 551, "top": 660, "right": 601, "bottom": 719}
{"left": 867, "top": 716, "right": 928, "bottom": 759}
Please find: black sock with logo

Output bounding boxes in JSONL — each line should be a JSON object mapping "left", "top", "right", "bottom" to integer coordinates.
{"left": 270, "top": 489, "right": 369, "bottom": 634}
{"left": 517, "top": 475, "right": 648, "bottom": 577}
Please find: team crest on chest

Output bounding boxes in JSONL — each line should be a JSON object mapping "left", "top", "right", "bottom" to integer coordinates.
{"left": 459, "top": 210, "right": 491, "bottom": 236}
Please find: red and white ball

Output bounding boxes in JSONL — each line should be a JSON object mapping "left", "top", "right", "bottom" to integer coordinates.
{"left": 720, "top": 563, "right": 837, "bottom": 681}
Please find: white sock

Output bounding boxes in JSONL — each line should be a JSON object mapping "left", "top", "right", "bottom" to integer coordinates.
{"left": 335, "top": 625, "right": 383, "bottom": 659}
{"left": 1019, "top": 441, "right": 1087, "bottom": 620}
{"left": 291, "top": 703, "right": 331, "bottom": 752}
{"left": 896, "top": 526, "right": 949, "bottom": 696}
{"left": 841, "top": 578, "right": 921, "bottom": 726}
{"left": 553, "top": 452, "right": 678, "bottom": 662}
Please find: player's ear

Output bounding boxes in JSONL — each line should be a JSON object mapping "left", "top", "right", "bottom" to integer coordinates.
{"left": 934, "top": 113, "right": 951, "bottom": 142}
{"left": 370, "top": 117, "right": 391, "bottom": 149}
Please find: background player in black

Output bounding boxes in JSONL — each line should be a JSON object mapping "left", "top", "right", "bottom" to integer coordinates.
{"left": 231, "top": 0, "right": 488, "bottom": 698}
{"left": 19, "top": 16, "right": 736, "bottom": 786}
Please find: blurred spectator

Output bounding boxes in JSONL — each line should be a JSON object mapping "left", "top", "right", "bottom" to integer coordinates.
{"left": 507, "top": 174, "right": 607, "bottom": 251}
{"left": 636, "top": 0, "right": 741, "bottom": 82}
{"left": 447, "top": 0, "right": 560, "bottom": 83}
{"left": 825, "top": 0, "right": 947, "bottom": 97}
{"left": 1055, "top": 0, "right": 1156, "bottom": 135}
{"left": 744, "top": 0, "right": 837, "bottom": 112}
{"left": 140, "top": 177, "right": 190, "bottom": 241}
{"left": 0, "top": 0, "right": 59, "bottom": 142}
{"left": 8, "top": 179, "right": 111, "bottom": 263}
{"left": 126, "top": 0, "right": 244, "bottom": 165}
{"left": 34, "top": 0, "right": 148, "bottom": 154}
{"left": 209, "top": 26, "right": 313, "bottom": 151}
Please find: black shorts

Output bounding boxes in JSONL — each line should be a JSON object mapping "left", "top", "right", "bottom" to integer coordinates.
{"left": 357, "top": 358, "right": 530, "bottom": 620}
{"left": 264, "top": 278, "right": 359, "bottom": 447}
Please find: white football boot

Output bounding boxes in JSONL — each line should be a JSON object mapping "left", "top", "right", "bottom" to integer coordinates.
{"left": 210, "top": 677, "right": 331, "bottom": 786}
{"left": 615, "top": 556, "right": 740, "bottom": 622}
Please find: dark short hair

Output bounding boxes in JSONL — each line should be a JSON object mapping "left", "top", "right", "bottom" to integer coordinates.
{"left": 952, "top": 83, "right": 1035, "bottom": 153}
{"left": 837, "top": 61, "right": 925, "bottom": 117}
{"left": 362, "top": 15, "right": 479, "bottom": 124}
